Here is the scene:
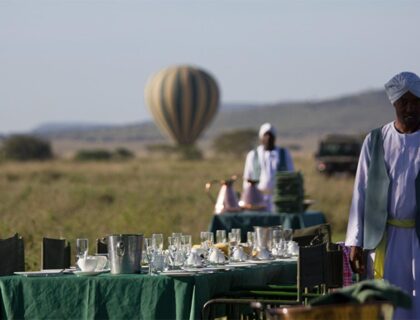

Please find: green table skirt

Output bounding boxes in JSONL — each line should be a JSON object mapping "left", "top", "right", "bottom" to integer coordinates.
{"left": 0, "top": 261, "right": 296, "bottom": 320}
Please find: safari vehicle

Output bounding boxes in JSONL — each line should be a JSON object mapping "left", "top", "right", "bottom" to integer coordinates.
{"left": 315, "top": 134, "right": 362, "bottom": 176}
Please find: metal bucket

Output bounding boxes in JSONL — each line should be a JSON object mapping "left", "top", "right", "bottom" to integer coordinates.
{"left": 107, "top": 234, "right": 143, "bottom": 274}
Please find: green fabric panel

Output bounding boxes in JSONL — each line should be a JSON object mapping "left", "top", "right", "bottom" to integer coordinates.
{"left": 364, "top": 127, "right": 390, "bottom": 250}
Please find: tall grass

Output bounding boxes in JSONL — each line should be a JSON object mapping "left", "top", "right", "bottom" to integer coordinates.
{"left": 0, "top": 154, "right": 353, "bottom": 270}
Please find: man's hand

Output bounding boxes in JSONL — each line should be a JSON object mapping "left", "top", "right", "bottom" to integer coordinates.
{"left": 349, "top": 246, "right": 365, "bottom": 274}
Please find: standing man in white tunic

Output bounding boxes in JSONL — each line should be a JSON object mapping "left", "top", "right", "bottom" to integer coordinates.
{"left": 243, "top": 123, "right": 295, "bottom": 212}
{"left": 345, "top": 71, "right": 420, "bottom": 319}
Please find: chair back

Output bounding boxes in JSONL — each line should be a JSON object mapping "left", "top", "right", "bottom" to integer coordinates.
{"left": 42, "top": 237, "right": 71, "bottom": 269}
{"left": 325, "top": 243, "right": 343, "bottom": 289}
{"left": 0, "top": 233, "right": 25, "bottom": 275}
{"left": 292, "top": 224, "right": 331, "bottom": 247}
{"left": 298, "top": 242, "right": 326, "bottom": 290}
{"left": 96, "top": 238, "right": 108, "bottom": 254}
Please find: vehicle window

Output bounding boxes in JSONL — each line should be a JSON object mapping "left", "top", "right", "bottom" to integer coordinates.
{"left": 319, "top": 143, "right": 360, "bottom": 156}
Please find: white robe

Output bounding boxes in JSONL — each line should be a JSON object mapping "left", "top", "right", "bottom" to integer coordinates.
{"left": 243, "top": 145, "right": 294, "bottom": 211}
{"left": 345, "top": 121, "right": 420, "bottom": 319}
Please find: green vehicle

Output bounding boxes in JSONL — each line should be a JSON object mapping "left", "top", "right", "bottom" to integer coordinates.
{"left": 315, "top": 134, "right": 362, "bottom": 175}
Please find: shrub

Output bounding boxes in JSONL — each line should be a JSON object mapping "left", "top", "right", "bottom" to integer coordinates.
{"left": 75, "top": 149, "right": 113, "bottom": 161}
{"left": 212, "top": 129, "right": 258, "bottom": 156}
{"left": 113, "top": 148, "right": 135, "bottom": 160}
{"left": 1, "top": 135, "right": 53, "bottom": 161}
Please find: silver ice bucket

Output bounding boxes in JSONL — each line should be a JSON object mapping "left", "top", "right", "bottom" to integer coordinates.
{"left": 107, "top": 234, "right": 143, "bottom": 274}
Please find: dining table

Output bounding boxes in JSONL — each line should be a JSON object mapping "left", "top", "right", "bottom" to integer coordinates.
{"left": 0, "top": 259, "right": 297, "bottom": 320}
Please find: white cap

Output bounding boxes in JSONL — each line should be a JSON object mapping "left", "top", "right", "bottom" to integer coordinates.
{"left": 259, "top": 123, "right": 276, "bottom": 139}
{"left": 384, "top": 72, "right": 420, "bottom": 104}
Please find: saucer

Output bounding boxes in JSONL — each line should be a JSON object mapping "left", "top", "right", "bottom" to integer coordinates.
{"left": 73, "top": 269, "right": 110, "bottom": 276}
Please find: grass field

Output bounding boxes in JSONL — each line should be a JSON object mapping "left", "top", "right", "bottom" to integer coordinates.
{"left": 0, "top": 153, "right": 353, "bottom": 270}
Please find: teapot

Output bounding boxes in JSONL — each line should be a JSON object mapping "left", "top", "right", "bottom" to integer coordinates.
{"left": 239, "top": 180, "right": 267, "bottom": 211}
{"left": 206, "top": 176, "right": 242, "bottom": 214}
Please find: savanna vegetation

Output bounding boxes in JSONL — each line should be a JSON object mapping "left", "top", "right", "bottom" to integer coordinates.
{"left": 0, "top": 153, "right": 353, "bottom": 270}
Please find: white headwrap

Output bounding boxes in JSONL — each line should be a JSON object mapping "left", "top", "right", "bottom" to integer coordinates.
{"left": 384, "top": 72, "right": 420, "bottom": 104}
{"left": 259, "top": 123, "right": 276, "bottom": 139}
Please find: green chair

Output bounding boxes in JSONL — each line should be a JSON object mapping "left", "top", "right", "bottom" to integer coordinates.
{"left": 42, "top": 237, "right": 71, "bottom": 270}
{"left": 202, "top": 242, "right": 339, "bottom": 320}
{"left": 0, "top": 233, "right": 24, "bottom": 275}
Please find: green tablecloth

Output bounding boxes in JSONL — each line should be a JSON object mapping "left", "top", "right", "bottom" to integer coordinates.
{"left": 209, "top": 211, "right": 326, "bottom": 242}
{"left": 0, "top": 261, "right": 296, "bottom": 320}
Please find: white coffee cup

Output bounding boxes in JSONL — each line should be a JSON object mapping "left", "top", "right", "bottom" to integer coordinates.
{"left": 77, "top": 256, "right": 98, "bottom": 272}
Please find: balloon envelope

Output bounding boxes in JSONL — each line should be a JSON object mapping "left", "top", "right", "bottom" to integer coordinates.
{"left": 145, "top": 65, "right": 220, "bottom": 145}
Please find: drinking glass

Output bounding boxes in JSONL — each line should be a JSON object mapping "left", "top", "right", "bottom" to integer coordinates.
{"left": 283, "top": 228, "right": 293, "bottom": 258}
{"left": 181, "top": 235, "right": 192, "bottom": 255}
{"left": 216, "top": 230, "right": 227, "bottom": 244}
{"left": 283, "top": 228, "right": 293, "bottom": 242}
{"left": 76, "top": 238, "right": 89, "bottom": 259}
{"left": 272, "top": 229, "right": 283, "bottom": 257}
{"left": 200, "top": 231, "right": 214, "bottom": 249}
{"left": 172, "top": 232, "right": 183, "bottom": 240}
{"left": 232, "top": 228, "right": 242, "bottom": 243}
{"left": 247, "top": 231, "right": 255, "bottom": 249}
{"left": 152, "top": 233, "right": 164, "bottom": 252}
{"left": 144, "top": 237, "right": 155, "bottom": 274}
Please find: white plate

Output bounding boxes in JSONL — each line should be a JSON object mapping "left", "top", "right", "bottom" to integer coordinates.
{"left": 14, "top": 269, "right": 65, "bottom": 277}
{"left": 226, "top": 262, "right": 254, "bottom": 267}
{"left": 160, "top": 271, "right": 196, "bottom": 276}
{"left": 201, "top": 266, "right": 232, "bottom": 271}
{"left": 247, "top": 260, "right": 273, "bottom": 264}
{"left": 73, "top": 269, "right": 110, "bottom": 276}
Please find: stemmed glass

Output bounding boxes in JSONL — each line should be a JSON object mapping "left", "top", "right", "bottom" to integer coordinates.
{"left": 216, "top": 230, "right": 227, "bottom": 244}
{"left": 181, "top": 235, "right": 192, "bottom": 257}
{"left": 283, "top": 228, "right": 293, "bottom": 258}
{"left": 168, "top": 236, "right": 183, "bottom": 268}
{"left": 272, "top": 229, "right": 284, "bottom": 257}
{"left": 144, "top": 237, "right": 156, "bottom": 275}
{"left": 152, "top": 233, "right": 164, "bottom": 253}
{"left": 76, "top": 238, "right": 89, "bottom": 261}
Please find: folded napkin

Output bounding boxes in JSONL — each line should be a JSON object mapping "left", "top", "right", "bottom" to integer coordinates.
{"left": 310, "top": 279, "right": 412, "bottom": 309}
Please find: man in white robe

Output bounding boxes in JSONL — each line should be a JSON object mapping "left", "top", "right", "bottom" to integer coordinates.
{"left": 243, "top": 123, "right": 294, "bottom": 212}
{"left": 345, "top": 71, "right": 420, "bottom": 319}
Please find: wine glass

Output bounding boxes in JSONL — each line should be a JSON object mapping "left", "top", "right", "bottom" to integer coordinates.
{"left": 152, "top": 233, "right": 164, "bottom": 253}
{"left": 76, "top": 238, "right": 89, "bottom": 259}
{"left": 216, "top": 230, "right": 227, "bottom": 244}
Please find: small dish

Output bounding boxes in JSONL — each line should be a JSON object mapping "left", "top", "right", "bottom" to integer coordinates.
{"left": 73, "top": 269, "right": 110, "bottom": 276}
{"left": 14, "top": 270, "right": 66, "bottom": 277}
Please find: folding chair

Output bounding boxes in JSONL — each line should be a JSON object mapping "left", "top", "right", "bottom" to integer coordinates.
{"left": 96, "top": 238, "right": 108, "bottom": 254}
{"left": 202, "top": 242, "right": 330, "bottom": 320}
{"left": 42, "top": 237, "right": 71, "bottom": 269}
{"left": 292, "top": 223, "right": 331, "bottom": 247}
{"left": 0, "top": 233, "right": 25, "bottom": 275}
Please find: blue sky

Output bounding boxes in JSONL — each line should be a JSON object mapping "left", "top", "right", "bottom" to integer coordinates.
{"left": 1, "top": 0, "right": 419, "bottom": 133}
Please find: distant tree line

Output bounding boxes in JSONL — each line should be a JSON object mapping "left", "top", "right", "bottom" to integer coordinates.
{"left": 0, "top": 135, "right": 53, "bottom": 161}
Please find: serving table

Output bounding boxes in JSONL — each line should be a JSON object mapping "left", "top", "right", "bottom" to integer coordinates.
{"left": 209, "top": 211, "right": 326, "bottom": 242}
{"left": 0, "top": 260, "right": 296, "bottom": 320}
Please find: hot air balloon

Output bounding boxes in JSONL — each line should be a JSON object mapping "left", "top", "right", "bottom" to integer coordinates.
{"left": 145, "top": 65, "right": 220, "bottom": 146}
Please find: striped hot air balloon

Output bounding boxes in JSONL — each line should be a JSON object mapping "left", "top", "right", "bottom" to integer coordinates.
{"left": 145, "top": 65, "right": 220, "bottom": 146}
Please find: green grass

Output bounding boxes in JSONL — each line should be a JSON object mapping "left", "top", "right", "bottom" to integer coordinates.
{"left": 0, "top": 154, "right": 353, "bottom": 270}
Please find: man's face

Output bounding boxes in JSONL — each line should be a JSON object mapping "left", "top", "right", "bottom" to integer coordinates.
{"left": 261, "top": 132, "right": 276, "bottom": 150}
{"left": 394, "top": 91, "right": 420, "bottom": 131}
